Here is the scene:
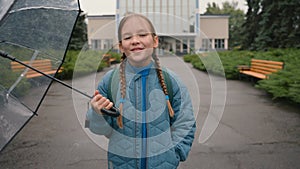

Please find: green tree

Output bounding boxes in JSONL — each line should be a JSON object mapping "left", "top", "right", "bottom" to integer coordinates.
{"left": 68, "top": 13, "right": 88, "bottom": 50}
{"left": 253, "top": 0, "right": 278, "bottom": 50}
{"left": 242, "top": 0, "right": 300, "bottom": 50}
{"left": 205, "top": 2, "right": 222, "bottom": 14}
{"left": 240, "top": 0, "right": 262, "bottom": 50}
{"left": 275, "top": 0, "right": 300, "bottom": 48}
{"left": 205, "top": 1, "right": 245, "bottom": 49}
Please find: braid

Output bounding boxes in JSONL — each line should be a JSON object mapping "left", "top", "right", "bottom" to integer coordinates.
{"left": 120, "top": 53, "right": 127, "bottom": 98}
{"left": 117, "top": 53, "right": 127, "bottom": 128}
{"left": 152, "top": 53, "right": 174, "bottom": 118}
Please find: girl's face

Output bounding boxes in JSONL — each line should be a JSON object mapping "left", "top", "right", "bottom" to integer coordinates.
{"left": 119, "top": 17, "right": 158, "bottom": 67}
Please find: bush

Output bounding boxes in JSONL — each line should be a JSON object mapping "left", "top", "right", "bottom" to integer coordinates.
{"left": 256, "top": 49, "right": 300, "bottom": 103}
{"left": 183, "top": 49, "right": 300, "bottom": 104}
{"left": 57, "top": 50, "right": 121, "bottom": 79}
{"left": 0, "top": 58, "right": 31, "bottom": 97}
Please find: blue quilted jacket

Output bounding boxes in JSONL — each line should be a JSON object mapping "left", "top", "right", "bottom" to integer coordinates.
{"left": 87, "top": 61, "right": 196, "bottom": 169}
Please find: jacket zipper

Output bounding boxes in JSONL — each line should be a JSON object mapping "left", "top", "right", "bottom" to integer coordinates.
{"left": 141, "top": 74, "right": 147, "bottom": 169}
{"left": 145, "top": 77, "right": 148, "bottom": 169}
{"left": 134, "top": 81, "right": 138, "bottom": 168}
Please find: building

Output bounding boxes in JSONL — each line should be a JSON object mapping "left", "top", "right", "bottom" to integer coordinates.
{"left": 199, "top": 14, "right": 229, "bottom": 51}
{"left": 87, "top": 0, "right": 229, "bottom": 54}
{"left": 87, "top": 15, "right": 116, "bottom": 51}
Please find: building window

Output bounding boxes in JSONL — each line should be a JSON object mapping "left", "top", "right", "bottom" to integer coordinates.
{"left": 190, "top": 39, "right": 195, "bottom": 51}
{"left": 127, "top": 0, "right": 133, "bottom": 12}
{"left": 91, "top": 39, "right": 113, "bottom": 50}
{"left": 183, "top": 39, "right": 188, "bottom": 53}
{"left": 176, "top": 39, "right": 181, "bottom": 53}
{"left": 202, "top": 39, "right": 212, "bottom": 50}
{"left": 215, "top": 39, "right": 225, "bottom": 49}
{"left": 92, "top": 39, "right": 101, "bottom": 50}
{"left": 103, "top": 39, "right": 113, "bottom": 50}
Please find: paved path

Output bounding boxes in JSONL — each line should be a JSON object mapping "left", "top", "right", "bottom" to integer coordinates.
{"left": 0, "top": 55, "right": 299, "bottom": 169}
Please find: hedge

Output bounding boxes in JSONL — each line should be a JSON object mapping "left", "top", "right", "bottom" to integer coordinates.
{"left": 183, "top": 49, "right": 300, "bottom": 104}
{"left": 56, "top": 50, "right": 121, "bottom": 79}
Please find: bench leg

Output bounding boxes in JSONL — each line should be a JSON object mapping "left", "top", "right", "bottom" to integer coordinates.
{"left": 250, "top": 77, "right": 260, "bottom": 85}
{"left": 250, "top": 77, "right": 254, "bottom": 84}
{"left": 239, "top": 73, "right": 248, "bottom": 81}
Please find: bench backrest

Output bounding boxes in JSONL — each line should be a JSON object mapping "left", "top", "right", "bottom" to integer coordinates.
{"left": 250, "top": 59, "right": 284, "bottom": 75}
{"left": 11, "top": 59, "right": 54, "bottom": 76}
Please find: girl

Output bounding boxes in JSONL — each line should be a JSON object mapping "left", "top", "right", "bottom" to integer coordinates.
{"left": 87, "top": 13, "right": 196, "bottom": 169}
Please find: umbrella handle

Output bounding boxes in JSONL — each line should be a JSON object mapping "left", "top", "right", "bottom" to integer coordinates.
{"left": 101, "top": 107, "right": 120, "bottom": 117}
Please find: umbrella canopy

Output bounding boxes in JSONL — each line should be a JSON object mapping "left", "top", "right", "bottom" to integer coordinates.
{"left": 0, "top": 0, "right": 80, "bottom": 151}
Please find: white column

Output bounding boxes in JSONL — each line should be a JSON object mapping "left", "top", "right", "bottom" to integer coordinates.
{"left": 146, "top": 0, "right": 148, "bottom": 16}
{"left": 167, "top": 0, "right": 169, "bottom": 33}
{"left": 160, "top": 0, "right": 162, "bottom": 32}
{"left": 225, "top": 39, "right": 228, "bottom": 50}
{"left": 173, "top": 0, "right": 176, "bottom": 33}
{"left": 132, "top": 0, "right": 135, "bottom": 12}
{"left": 126, "top": 0, "right": 128, "bottom": 13}
{"left": 180, "top": 0, "right": 183, "bottom": 33}
{"left": 153, "top": 0, "right": 155, "bottom": 23}
{"left": 139, "top": 0, "right": 142, "bottom": 13}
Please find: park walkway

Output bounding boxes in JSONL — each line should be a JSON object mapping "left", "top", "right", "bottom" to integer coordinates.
{"left": 0, "top": 55, "right": 299, "bottom": 169}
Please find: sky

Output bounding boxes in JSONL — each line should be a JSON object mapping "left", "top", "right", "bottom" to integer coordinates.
{"left": 79, "top": 0, "right": 248, "bottom": 15}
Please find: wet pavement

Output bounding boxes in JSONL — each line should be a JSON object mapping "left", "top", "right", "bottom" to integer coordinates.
{"left": 0, "top": 55, "right": 299, "bottom": 169}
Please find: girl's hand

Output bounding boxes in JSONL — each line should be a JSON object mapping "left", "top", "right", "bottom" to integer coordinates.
{"left": 90, "top": 90, "right": 114, "bottom": 115}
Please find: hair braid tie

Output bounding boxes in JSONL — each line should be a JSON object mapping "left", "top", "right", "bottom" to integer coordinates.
{"left": 166, "top": 96, "right": 174, "bottom": 118}
{"left": 117, "top": 103, "right": 123, "bottom": 128}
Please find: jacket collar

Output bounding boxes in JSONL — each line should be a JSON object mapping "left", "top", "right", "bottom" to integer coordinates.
{"left": 125, "top": 60, "right": 156, "bottom": 80}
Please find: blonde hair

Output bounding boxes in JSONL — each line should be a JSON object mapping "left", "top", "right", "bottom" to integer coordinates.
{"left": 117, "top": 13, "right": 174, "bottom": 128}
{"left": 118, "top": 13, "right": 156, "bottom": 42}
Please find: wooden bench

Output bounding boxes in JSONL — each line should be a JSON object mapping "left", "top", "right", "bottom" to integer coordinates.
{"left": 238, "top": 59, "right": 284, "bottom": 80}
{"left": 11, "top": 59, "right": 62, "bottom": 78}
{"left": 102, "top": 53, "right": 116, "bottom": 66}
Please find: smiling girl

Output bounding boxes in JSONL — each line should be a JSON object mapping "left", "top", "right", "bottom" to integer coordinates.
{"left": 87, "top": 13, "right": 196, "bottom": 169}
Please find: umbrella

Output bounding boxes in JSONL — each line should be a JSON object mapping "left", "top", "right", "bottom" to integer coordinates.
{"left": 0, "top": 0, "right": 119, "bottom": 152}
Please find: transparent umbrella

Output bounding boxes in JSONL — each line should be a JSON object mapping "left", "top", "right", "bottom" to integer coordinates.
{"left": 0, "top": 0, "right": 119, "bottom": 152}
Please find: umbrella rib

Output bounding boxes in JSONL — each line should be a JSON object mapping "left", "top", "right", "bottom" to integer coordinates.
{"left": 0, "top": 50, "right": 92, "bottom": 99}
{"left": 6, "top": 50, "right": 39, "bottom": 99}
{"left": 0, "top": 41, "right": 61, "bottom": 63}
{"left": 0, "top": 50, "right": 120, "bottom": 117}
{"left": 9, "top": 6, "right": 79, "bottom": 14}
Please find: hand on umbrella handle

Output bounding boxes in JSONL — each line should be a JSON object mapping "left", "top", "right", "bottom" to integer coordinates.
{"left": 101, "top": 107, "right": 120, "bottom": 117}
{"left": 92, "top": 90, "right": 120, "bottom": 117}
